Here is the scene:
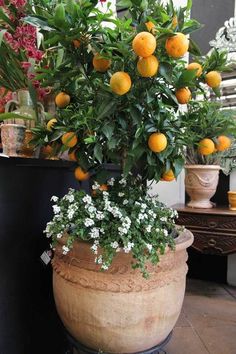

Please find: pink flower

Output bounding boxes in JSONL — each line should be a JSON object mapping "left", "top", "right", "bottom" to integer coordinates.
{"left": 21, "top": 62, "right": 32, "bottom": 70}
{"left": 10, "top": 0, "right": 27, "bottom": 7}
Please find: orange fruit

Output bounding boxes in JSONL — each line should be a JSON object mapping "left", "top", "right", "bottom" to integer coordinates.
{"left": 74, "top": 166, "right": 89, "bottom": 181}
{"left": 61, "top": 132, "right": 78, "bottom": 148}
{"left": 41, "top": 145, "right": 53, "bottom": 157}
{"left": 205, "top": 71, "right": 222, "bottom": 88}
{"left": 46, "top": 118, "right": 57, "bottom": 131}
{"left": 148, "top": 132, "right": 167, "bottom": 153}
{"left": 68, "top": 150, "right": 78, "bottom": 161}
{"left": 165, "top": 32, "right": 189, "bottom": 58}
{"left": 137, "top": 55, "right": 159, "bottom": 77}
{"left": 55, "top": 92, "right": 71, "bottom": 108}
{"left": 161, "top": 169, "right": 175, "bottom": 182}
{"left": 110, "top": 71, "right": 131, "bottom": 95}
{"left": 198, "top": 138, "right": 215, "bottom": 155}
{"left": 132, "top": 31, "right": 156, "bottom": 57}
{"left": 145, "top": 21, "right": 155, "bottom": 32}
{"left": 187, "top": 62, "right": 203, "bottom": 77}
{"left": 93, "top": 53, "right": 111, "bottom": 72}
{"left": 175, "top": 87, "right": 191, "bottom": 104}
{"left": 215, "top": 135, "right": 231, "bottom": 152}
{"left": 172, "top": 15, "right": 178, "bottom": 28}
{"left": 73, "top": 39, "right": 81, "bottom": 48}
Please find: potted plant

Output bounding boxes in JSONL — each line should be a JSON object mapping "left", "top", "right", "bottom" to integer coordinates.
{"left": 0, "top": 0, "right": 47, "bottom": 156}
{"left": 24, "top": 0, "right": 227, "bottom": 351}
{"left": 181, "top": 100, "right": 236, "bottom": 208}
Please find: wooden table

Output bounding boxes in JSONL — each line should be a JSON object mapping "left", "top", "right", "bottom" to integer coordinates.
{"left": 173, "top": 204, "right": 236, "bottom": 256}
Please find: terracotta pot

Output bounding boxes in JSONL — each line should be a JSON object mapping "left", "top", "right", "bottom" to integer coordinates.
{"left": 52, "top": 229, "right": 193, "bottom": 353}
{"left": 0, "top": 123, "right": 26, "bottom": 156}
{"left": 228, "top": 191, "right": 236, "bottom": 211}
{"left": 185, "top": 165, "right": 220, "bottom": 209}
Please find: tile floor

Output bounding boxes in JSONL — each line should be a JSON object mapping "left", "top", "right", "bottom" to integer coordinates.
{"left": 164, "top": 278, "right": 236, "bottom": 354}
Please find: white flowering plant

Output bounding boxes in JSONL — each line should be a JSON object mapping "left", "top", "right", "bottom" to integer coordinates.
{"left": 45, "top": 174, "right": 178, "bottom": 277}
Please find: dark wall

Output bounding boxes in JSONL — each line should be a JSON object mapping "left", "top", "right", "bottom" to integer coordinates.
{"left": 191, "top": 0, "right": 235, "bottom": 55}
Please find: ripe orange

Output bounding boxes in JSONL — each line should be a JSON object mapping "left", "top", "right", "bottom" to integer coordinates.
{"left": 215, "top": 135, "right": 231, "bottom": 152}
{"left": 172, "top": 15, "right": 178, "bottom": 28}
{"left": 61, "top": 132, "right": 78, "bottom": 148}
{"left": 55, "top": 92, "right": 71, "bottom": 108}
{"left": 73, "top": 39, "right": 81, "bottom": 48}
{"left": 198, "top": 138, "right": 215, "bottom": 155}
{"left": 205, "top": 71, "right": 222, "bottom": 88}
{"left": 187, "top": 62, "right": 203, "bottom": 77}
{"left": 41, "top": 145, "right": 53, "bottom": 157}
{"left": 46, "top": 118, "right": 57, "bottom": 131}
{"left": 137, "top": 55, "right": 159, "bottom": 77}
{"left": 93, "top": 53, "right": 111, "bottom": 72}
{"left": 74, "top": 166, "right": 89, "bottom": 181}
{"left": 145, "top": 21, "right": 155, "bottom": 32}
{"left": 110, "top": 71, "right": 131, "bottom": 95}
{"left": 161, "top": 169, "right": 175, "bottom": 182}
{"left": 175, "top": 87, "right": 191, "bottom": 104}
{"left": 165, "top": 32, "right": 189, "bottom": 58}
{"left": 132, "top": 31, "right": 156, "bottom": 58}
{"left": 148, "top": 132, "right": 167, "bottom": 153}
{"left": 68, "top": 150, "right": 78, "bottom": 161}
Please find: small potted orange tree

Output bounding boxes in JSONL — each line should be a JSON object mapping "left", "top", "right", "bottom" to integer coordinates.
{"left": 26, "top": 0, "right": 227, "bottom": 352}
{"left": 180, "top": 100, "right": 236, "bottom": 208}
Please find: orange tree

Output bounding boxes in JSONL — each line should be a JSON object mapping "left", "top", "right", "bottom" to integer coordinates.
{"left": 27, "top": 0, "right": 227, "bottom": 183}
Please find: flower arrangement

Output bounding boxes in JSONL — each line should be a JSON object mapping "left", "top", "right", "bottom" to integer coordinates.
{"left": 0, "top": 0, "right": 46, "bottom": 99}
{"left": 180, "top": 100, "right": 236, "bottom": 166}
{"left": 45, "top": 174, "right": 178, "bottom": 277}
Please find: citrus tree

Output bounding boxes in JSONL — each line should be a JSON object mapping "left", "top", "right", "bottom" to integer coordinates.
{"left": 27, "top": 0, "right": 227, "bottom": 183}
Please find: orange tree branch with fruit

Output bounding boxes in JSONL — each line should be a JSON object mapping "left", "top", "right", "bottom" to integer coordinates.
{"left": 27, "top": 0, "right": 228, "bottom": 183}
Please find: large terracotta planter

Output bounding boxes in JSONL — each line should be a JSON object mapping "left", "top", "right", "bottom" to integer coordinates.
{"left": 185, "top": 165, "right": 220, "bottom": 209}
{"left": 52, "top": 229, "right": 193, "bottom": 353}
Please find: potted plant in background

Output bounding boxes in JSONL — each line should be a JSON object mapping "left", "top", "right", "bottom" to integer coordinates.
{"left": 0, "top": 0, "right": 47, "bottom": 157}
{"left": 24, "top": 0, "right": 229, "bottom": 351}
{"left": 181, "top": 100, "right": 236, "bottom": 209}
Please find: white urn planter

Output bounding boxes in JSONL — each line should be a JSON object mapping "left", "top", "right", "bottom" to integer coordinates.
{"left": 185, "top": 165, "right": 221, "bottom": 209}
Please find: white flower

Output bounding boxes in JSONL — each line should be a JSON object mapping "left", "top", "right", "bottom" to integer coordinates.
{"left": 91, "top": 243, "right": 98, "bottom": 254}
{"left": 100, "top": 228, "right": 105, "bottom": 234}
{"left": 82, "top": 195, "right": 92, "bottom": 204}
{"left": 92, "top": 181, "right": 100, "bottom": 190}
{"left": 107, "top": 177, "right": 115, "bottom": 186}
{"left": 123, "top": 242, "right": 134, "bottom": 253}
{"left": 101, "top": 263, "right": 109, "bottom": 270}
{"left": 65, "top": 194, "right": 74, "bottom": 203}
{"left": 57, "top": 232, "right": 63, "bottom": 239}
{"left": 160, "top": 216, "right": 167, "bottom": 222}
{"left": 88, "top": 205, "right": 96, "bottom": 214}
{"left": 96, "top": 211, "right": 105, "bottom": 220}
{"left": 95, "top": 255, "right": 103, "bottom": 264}
{"left": 141, "top": 203, "right": 147, "bottom": 210}
{"left": 156, "top": 228, "right": 160, "bottom": 233}
{"left": 119, "top": 178, "right": 127, "bottom": 186}
{"left": 146, "top": 225, "right": 152, "bottom": 233}
{"left": 84, "top": 218, "right": 94, "bottom": 227}
{"left": 53, "top": 205, "right": 61, "bottom": 214}
{"left": 118, "top": 192, "right": 125, "bottom": 197}
{"left": 123, "top": 199, "right": 129, "bottom": 205}
{"left": 51, "top": 196, "right": 58, "bottom": 202}
{"left": 146, "top": 243, "right": 153, "bottom": 252}
{"left": 111, "top": 241, "right": 119, "bottom": 249}
{"left": 62, "top": 245, "right": 69, "bottom": 255}
{"left": 89, "top": 227, "right": 100, "bottom": 239}
{"left": 163, "top": 229, "right": 169, "bottom": 237}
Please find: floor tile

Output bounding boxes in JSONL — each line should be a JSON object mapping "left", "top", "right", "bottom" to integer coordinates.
{"left": 183, "top": 294, "right": 236, "bottom": 328}
{"left": 224, "top": 285, "right": 236, "bottom": 299}
{"left": 164, "top": 327, "right": 209, "bottom": 354}
{"left": 195, "top": 325, "right": 236, "bottom": 354}
{"left": 175, "top": 310, "right": 191, "bottom": 328}
{"left": 186, "top": 278, "right": 229, "bottom": 296}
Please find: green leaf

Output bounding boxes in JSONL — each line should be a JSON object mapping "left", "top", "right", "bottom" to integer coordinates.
{"left": 0, "top": 30, "right": 6, "bottom": 47}
{"left": 173, "top": 157, "right": 185, "bottom": 176}
{"left": 94, "top": 144, "right": 103, "bottom": 163}
{"left": 159, "top": 62, "right": 173, "bottom": 83}
{"left": 186, "top": 0, "right": 192, "bottom": 11}
{"left": 188, "top": 38, "right": 202, "bottom": 56}
{"left": 103, "top": 124, "right": 115, "bottom": 140}
{"left": 97, "top": 99, "right": 117, "bottom": 120}
{"left": 0, "top": 113, "right": 35, "bottom": 121}
{"left": 117, "top": 0, "right": 132, "bottom": 8}
{"left": 24, "top": 16, "right": 57, "bottom": 31}
{"left": 176, "top": 69, "right": 197, "bottom": 88}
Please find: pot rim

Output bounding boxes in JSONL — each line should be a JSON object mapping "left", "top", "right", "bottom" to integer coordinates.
{"left": 228, "top": 191, "right": 236, "bottom": 194}
{"left": 0, "top": 123, "right": 26, "bottom": 128}
{"left": 174, "top": 228, "right": 194, "bottom": 251}
{"left": 185, "top": 164, "right": 221, "bottom": 170}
